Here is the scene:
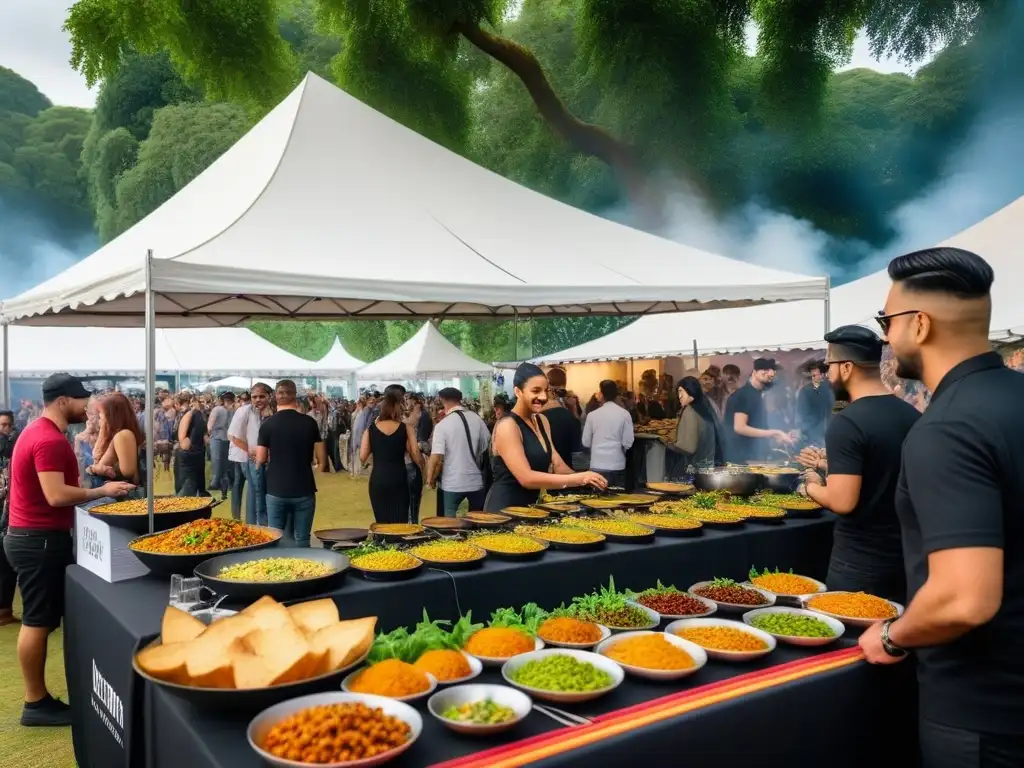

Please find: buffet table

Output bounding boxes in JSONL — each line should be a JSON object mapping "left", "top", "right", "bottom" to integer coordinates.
{"left": 144, "top": 643, "right": 917, "bottom": 768}
{"left": 61, "top": 516, "right": 915, "bottom": 768}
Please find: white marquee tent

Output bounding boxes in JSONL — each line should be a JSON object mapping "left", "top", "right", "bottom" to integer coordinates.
{"left": 0, "top": 327, "right": 317, "bottom": 377}
{"left": 0, "top": 73, "right": 826, "bottom": 330}
{"left": 356, "top": 323, "right": 491, "bottom": 381}
{"left": 310, "top": 337, "right": 364, "bottom": 374}
{"left": 531, "top": 192, "right": 1024, "bottom": 364}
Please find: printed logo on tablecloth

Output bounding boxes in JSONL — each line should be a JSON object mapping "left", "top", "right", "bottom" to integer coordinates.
{"left": 91, "top": 659, "right": 124, "bottom": 749}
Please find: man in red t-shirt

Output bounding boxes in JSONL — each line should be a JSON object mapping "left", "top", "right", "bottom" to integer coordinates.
{"left": 3, "top": 373, "right": 133, "bottom": 727}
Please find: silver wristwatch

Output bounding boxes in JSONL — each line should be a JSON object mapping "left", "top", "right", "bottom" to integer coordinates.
{"left": 880, "top": 619, "right": 907, "bottom": 658}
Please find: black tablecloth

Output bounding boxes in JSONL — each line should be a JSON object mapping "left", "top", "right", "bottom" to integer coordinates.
{"left": 141, "top": 640, "right": 917, "bottom": 768}
{"left": 65, "top": 517, "right": 840, "bottom": 768}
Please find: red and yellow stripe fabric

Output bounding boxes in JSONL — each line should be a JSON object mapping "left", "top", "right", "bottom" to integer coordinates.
{"left": 430, "top": 646, "right": 864, "bottom": 768}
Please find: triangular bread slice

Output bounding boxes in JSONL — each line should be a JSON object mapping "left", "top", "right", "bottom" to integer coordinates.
{"left": 161, "top": 606, "right": 206, "bottom": 645}
{"left": 136, "top": 642, "right": 190, "bottom": 685}
{"left": 309, "top": 617, "right": 377, "bottom": 676}
{"left": 183, "top": 615, "right": 255, "bottom": 688}
{"left": 240, "top": 596, "right": 293, "bottom": 631}
{"left": 185, "top": 636, "right": 246, "bottom": 688}
{"left": 287, "top": 598, "right": 340, "bottom": 636}
{"left": 241, "top": 622, "right": 319, "bottom": 686}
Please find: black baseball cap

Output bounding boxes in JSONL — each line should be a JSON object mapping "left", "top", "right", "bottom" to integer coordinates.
{"left": 753, "top": 357, "right": 778, "bottom": 371}
{"left": 824, "top": 325, "right": 884, "bottom": 364}
{"left": 438, "top": 387, "right": 462, "bottom": 402}
{"left": 42, "top": 372, "right": 91, "bottom": 402}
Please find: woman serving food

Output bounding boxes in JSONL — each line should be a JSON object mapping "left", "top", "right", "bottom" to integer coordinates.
{"left": 484, "top": 364, "right": 607, "bottom": 511}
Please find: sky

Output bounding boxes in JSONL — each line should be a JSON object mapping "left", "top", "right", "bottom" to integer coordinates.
{"left": 3, "top": 1, "right": 923, "bottom": 109}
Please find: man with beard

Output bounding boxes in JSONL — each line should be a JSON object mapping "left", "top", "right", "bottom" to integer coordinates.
{"left": 861, "top": 247, "right": 1024, "bottom": 768}
{"left": 3, "top": 374, "right": 132, "bottom": 726}
{"left": 723, "top": 358, "right": 794, "bottom": 463}
{"left": 797, "top": 326, "right": 919, "bottom": 603}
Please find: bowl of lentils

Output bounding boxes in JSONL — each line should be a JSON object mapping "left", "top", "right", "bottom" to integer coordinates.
{"left": 629, "top": 582, "right": 717, "bottom": 620}
{"left": 501, "top": 649, "right": 624, "bottom": 703}
{"left": 689, "top": 579, "right": 776, "bottom": 612}
{"left": 741, "top": 607, "right": 845, "bottom": 647}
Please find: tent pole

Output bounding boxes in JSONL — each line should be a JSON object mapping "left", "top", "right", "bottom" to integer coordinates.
{"left": 145, "top": 250, "right": 156, "bottom": 533}
{"left": 824, "top": 275, "right": 832, "bottom": 335}
{"left": 513, "top": 310, "right": 519, "bottom": 361}
{"left": 692, "top": 339, "right": 698, "bottom": 370}
{"left": 2, "top": 319, "right": 9, "bottom": 409}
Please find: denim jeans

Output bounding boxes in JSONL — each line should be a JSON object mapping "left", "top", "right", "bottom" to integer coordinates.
{"left": 406, "top": 463, "right": 422, "bottom": 524}
{"left": 229, "top": 461, "right": 247, "bottom": 521}
{"left": 265, "top": 495, "right": 315, "bottom": 547}
{"left": 442, "top": 488, "right": 487, "bottom": 517}
{"left": 244, "top": 460, "right": 267, "bottom": 527}
{"left": 208, "top": 438, "right": 230, "bottom": 498}
{"left": 593, "top": 469, "right": 626, "bottom": 488}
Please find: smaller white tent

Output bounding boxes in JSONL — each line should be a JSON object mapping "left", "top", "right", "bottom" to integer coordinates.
{"left": 310, "top": 337, "right": 364, "bottom": 374}
{"left": 356, "top": 323, "right": 491, "bottom": 380}
{"left": 205, "top": 376, "right": 276, "bottom": 390}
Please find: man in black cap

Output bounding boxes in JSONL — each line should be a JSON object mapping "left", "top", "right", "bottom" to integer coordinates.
{"left": 798, "top": 326, "right": 919, "bottom": 603}
{"left": 723, "top": 358, "right": 795, "bottom": 463}
{"left": 3, "top": 374, "right": 133, "bottom": 727}
{"left": 862, "top": 247, "right": 1024, "bottom": 767}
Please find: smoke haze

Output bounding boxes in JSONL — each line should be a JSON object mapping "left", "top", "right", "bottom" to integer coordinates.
{"left": 0, "top": 199, "right": 96, "bottom": 296}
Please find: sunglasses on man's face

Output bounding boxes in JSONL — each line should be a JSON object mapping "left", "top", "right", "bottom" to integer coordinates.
{"left": 875, "top": 309, "right": 919, "bottom": 334}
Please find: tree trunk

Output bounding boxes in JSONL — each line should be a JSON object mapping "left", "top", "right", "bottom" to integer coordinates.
{"left": 454, "top": 21, "right": 660, "bottom": 222}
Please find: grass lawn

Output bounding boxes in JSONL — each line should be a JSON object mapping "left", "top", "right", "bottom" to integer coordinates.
{"left": 1, "top": 465, "right": 417, "bottom": 768}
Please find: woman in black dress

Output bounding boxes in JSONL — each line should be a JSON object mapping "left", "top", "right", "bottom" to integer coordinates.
{"left": 359, "top": 391, "right": 424, "bottom": 523}
{"left": 484, "top": 364, "right": 607, "bottom": 512}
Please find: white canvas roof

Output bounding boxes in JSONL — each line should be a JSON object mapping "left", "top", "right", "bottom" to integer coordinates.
{"left": 310, "top": 337, "right": 364, "bottom": 374}
{"left": 0, "top": 327, "right": 316, "bottom": 377}
{"left": 532, "top": 192, "right": 1024, "bottom": 364}
{"left": 204, "top": 376, "right": 277, "bottom": 390}
{"left": 356, "top": 323, "right": 491, "bottom": 380}
{"left": 0, "top": 74, "right": 826, "bottom": 327}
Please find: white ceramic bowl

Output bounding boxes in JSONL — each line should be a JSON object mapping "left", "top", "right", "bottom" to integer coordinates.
{"left": 603, "top": 601, "right": 661, "bottom": 633}
{"left": 429, "top": 652, "right": 483, "bottom": 685}
{"left": 248, "top": 692, "right": 422, "bottom": 767}
{"left": 426, "top": 683, "right": 532, "bottom": 736}
{"left": 501, "top": 648, "right": 624, "bottom": 703}
{"left": 744, "top": 575, "right": 827, "bottom": 597}
{"left": 465, "top": 635, "right": 545, "bottom": 667}
{"left": 801, "top": 592, "right": 905, "bottom": 629}
{"left": 595, "top": 630, "right": 707, "bottom": 681}
{"left": 538, "top": 622, "right": 611, "bottom": 650}
{"left": 341, "top": 667, "right": 437, "bottom": 703}
{"left": 634, "top": 593, "right": 718, "bottom": 620}
{"left": 664, "top": 617, "right": 776, "bottom": 662}
{"left": 741, "top": 607, "right": 845, "bottom": 647}
{"left": 688, "top": 581, "right": 776, "bottom": 613}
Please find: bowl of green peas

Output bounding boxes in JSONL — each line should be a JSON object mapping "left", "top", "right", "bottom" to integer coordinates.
{"left": 741, "top": 607, "right": 845, "bottom": 646}
{"left": 501, "top": 649, "right": 624, "bottom": 704}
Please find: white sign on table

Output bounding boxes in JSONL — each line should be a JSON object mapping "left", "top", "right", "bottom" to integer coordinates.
{"left": 75, "top": 506, "right": 150, "bottom": 583}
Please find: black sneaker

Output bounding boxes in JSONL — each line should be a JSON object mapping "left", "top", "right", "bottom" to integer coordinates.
{"left": 21, "top": 695, "right": 73, "bottom": 727}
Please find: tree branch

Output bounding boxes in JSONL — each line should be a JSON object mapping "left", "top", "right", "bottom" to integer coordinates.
{"left": 454, "top": 21, "right": 659, "bottom": 220}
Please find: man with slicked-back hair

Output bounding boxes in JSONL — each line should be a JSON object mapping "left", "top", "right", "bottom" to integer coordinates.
{"left": 862, "top": 246, "right": 1024, "bottom": 768}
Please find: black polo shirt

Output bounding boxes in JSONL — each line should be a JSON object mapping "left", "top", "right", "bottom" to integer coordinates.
{"left": 723, "top": 382, "right": 768, "bottom": 463}
{"left": 895, "top": 351, "right": 1024, "bottom": 734}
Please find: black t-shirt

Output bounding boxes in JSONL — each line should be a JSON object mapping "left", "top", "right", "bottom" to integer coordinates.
{"left": 896, "top": 352, "right": 1024, "bottom": 734}
{"left": 257, "top": 409, "right": 322, "bottom": 499}
{"left": 180, "top": 408, "right": 207, "bottom": 469}
{"left": 825, "top": 394, "right": 919, "bottom": 568}
{"left": 544, "top": 405, "right": 582, "bottom": 466}
{"left": 723, "top": 382, "right": 767, "bottom": 463}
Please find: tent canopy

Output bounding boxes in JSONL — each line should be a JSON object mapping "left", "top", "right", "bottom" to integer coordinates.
{"left": 310, "top": 337, "right": 363, "bottom": 374}
{"left": 0, "top": 327, "right": 317, "bottom": 377}
{"left": 356, "top": 323, "right": 491, "bottom": 380}
{"left": 531, "top": 192, "right": 1024, "bottom": 364}
{"left": 205, "top": 376, "right": 276, "bottom": 390}
{"left": 1, "top": 74, "right": 826, "bottom": 328}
